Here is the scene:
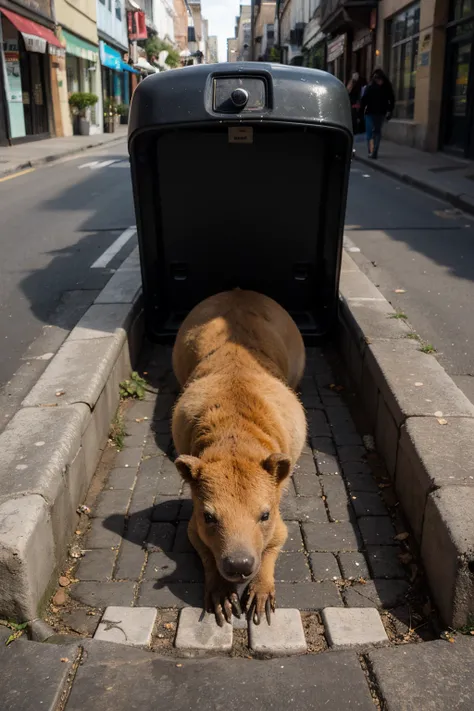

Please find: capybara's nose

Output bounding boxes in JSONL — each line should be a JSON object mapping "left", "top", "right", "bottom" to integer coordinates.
{"left": 222, "top": 554, "right": 255, "bottom": 579}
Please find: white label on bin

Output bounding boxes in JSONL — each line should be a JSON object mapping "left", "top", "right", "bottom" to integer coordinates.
{"left": 228, "top": 127, "right": 253, "bottom": 144}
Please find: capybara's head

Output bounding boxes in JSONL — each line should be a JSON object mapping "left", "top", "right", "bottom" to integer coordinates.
{"left": 175, "top": 453, "right": 291, "bottom": 582}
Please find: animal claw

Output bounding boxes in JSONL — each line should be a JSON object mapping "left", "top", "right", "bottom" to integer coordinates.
{"left": 265, "top": 598, "right": 272, "bottom": 625}
{"left": 231, "top": 593, "right": 242, "bottom": 618}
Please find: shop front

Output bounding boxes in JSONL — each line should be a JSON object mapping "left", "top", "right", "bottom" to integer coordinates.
{"left": 100, "top": 40, "right": 133, "bottom": 110}
{"left": 327, "top": 33, "right": 347, "bottom": 80}
{"left": 0, "top": 6, "right": 63, "bottom": 143}
{"left": 302, "top": 17, "right": 326, "bottom": 69}
{"left": 62, "top": 29, "right": 101, "bottom": 134}
{"left": 352, "top": 27, "right": 375, "bottom": 83}
{"left": 442, "top": 0, "right": 474, "bottom": 156}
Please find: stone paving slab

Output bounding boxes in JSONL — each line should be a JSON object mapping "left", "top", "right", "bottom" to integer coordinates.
{"left": 369, "top": 636, "right": 474, "bottom": 710}
{"left": 249, "top": 609, "right": 307, "bottom": 655}
{"left": 94, "top": 606, "right": 157, "bottom": 647}
{"left": 0, "top": 638, "right": 78, "bottom": 711}
{"left": 65, "top": 642, "right": 376, "bottom": 710}
{"left": 322, "top": 607, "right": 388, "bottom": 648}
{"left": 58, "top": 345, "right": 417, "bottom": 655}
{"left": 175, "top": 607, "right": 233, "bottom": 652}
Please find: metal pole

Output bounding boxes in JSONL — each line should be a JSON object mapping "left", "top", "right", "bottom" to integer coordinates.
{"left": 250, "top": 0, "right": 255, "bottom": 61}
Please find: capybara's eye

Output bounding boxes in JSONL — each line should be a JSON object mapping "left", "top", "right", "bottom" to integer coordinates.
{"left": 204, "top": 511, "right": 217, "bottom": 525}
{"left": 260, "top": 511, "right": 270, "bottom": 522}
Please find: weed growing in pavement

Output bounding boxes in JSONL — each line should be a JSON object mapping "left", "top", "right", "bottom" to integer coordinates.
{"left": 456, "top": 614, "right": 474, "bottom": 636}
{"left": 406, "top": 332, "right": 420, "bottom": 341}
{"left": 0, "top": 620, "right": 28, "bottom": 646}
{"left": 109, "top": 413, "right": 126, "bottom": 450}
{"left": 120, "top": 371, "right": 147, "bottom": 400}
{"left": 419, "top": 343, "right": 437, "bottom": 354}
{"left": 390, "top": 311, "right": 408, "bottom": 320}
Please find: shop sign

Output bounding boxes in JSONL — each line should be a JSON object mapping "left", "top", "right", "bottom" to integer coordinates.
{"left": 327, "top": 34, "right": 346, "bottom": 63}
{"left": 99, "top": 41, "right": 122, "bottom": 71}
{"left": 418, "top": 32, "right": 431, "bottom": 67}
{"left": 48, "top": 45, "right": 65, "bottom": 57}
{"left": 128, "top": 10, "right": 147, "bottom": 40}
{"left": 4, "top": 47, "right": 23, "bottom": 103}
{"left": 353, "top": 31, "right": 372, "bottom": 53}
{"left": 23, "top": 32, "right": 47, "bottom": 53}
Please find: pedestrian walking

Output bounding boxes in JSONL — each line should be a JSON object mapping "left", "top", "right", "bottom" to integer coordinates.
{"left": 360, "top": 68, "right": 395, "bottom": 159}
{"left": 346, "top": 72, "right": 365, "bottom": 135}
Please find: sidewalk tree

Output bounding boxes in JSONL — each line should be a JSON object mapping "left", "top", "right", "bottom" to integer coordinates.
{"left": 144, "top": 37, "right": 180, "bottom": 69}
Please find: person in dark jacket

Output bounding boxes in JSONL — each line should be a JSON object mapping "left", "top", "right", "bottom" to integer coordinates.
{"left": 346, "top": 72, "right": 366, "bottom": 134}
{"left": 360, "top": 68, "right": 395, "bottom": 159}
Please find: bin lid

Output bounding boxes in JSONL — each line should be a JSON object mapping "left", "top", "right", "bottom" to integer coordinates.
{"left": 128, "top": 62, "right": 352, "bottom": 139}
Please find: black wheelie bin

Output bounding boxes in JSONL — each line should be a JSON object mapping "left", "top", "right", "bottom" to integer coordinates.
{"left": 128, "top": 62, "right": 353, "bottom": 343}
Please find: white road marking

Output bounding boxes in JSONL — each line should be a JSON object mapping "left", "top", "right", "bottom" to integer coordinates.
{"left": 91, "top": 159, "right": 119, "bottom": 169}
{"left": 109, "top": 161, "right": 129, "bottom": 168}
{"left": 78, "top": 159, "right": 120, "bottom": 170}
{"left": 78, "top": 161, "right": 99, "bottom": 169}
{"left": 91, "top": 226, "right": 137, "bottom": 269}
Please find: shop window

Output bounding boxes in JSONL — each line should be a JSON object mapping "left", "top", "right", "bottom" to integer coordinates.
{"left": 452, "top": 0, "right": 474, "bottom": 21}
{"left": 389, "top": 3, "right": 420, "bottom": 119}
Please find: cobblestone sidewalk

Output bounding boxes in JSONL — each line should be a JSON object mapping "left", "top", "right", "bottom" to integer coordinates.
{"left": 45, "top": 344, "right": 435, "bottom": 655}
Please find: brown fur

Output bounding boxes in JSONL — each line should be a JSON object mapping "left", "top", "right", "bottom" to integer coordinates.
{"left": 172, "top": 289, "right": 307, "bottom": 624}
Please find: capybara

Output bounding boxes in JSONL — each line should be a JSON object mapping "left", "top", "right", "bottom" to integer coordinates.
{"left": 172, "top": 289, "right": 307, "bottom": 626}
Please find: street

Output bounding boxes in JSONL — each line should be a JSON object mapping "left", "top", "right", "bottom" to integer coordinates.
{"left": 346, "top": 163, "right": 474, "bottom": 404}
{"left": 0, "top": 140, "right": 136, "bottom": 425}
{"left": 2, "top": 147, "right": 474, "bottom": 424}
{"left": 1, "top": 133, "right": 474, "bottom": 710}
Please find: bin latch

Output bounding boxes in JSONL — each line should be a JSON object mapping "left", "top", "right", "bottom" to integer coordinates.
{"left": 171, "top": 263, "right": 188, "bottom": 281}
{"left": 293, "top": 263, "right": 309, "bottom": 281}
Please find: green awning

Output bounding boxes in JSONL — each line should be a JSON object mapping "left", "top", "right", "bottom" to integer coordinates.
{"left": 62, "top": 29, "right": 99, "bottom": 63}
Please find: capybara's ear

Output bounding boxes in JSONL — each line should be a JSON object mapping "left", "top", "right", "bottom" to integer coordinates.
{"left": 175, "top": 455, "right": 202, "bottom": 483}
{"left": 262, "top": 453, "right": 292, "bottom": 484}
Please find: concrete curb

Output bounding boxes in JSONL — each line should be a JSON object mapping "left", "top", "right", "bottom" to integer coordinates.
{"left": 0, "top": 133, "right": 126, "bottom": 179}
{"left": 354, "top": 153, "right": 474, "bottom": 217}
{"left": 338, "top": 251, "right": 474, "bottom": 628}
{"left": 0, "top": 248, "right": 144, "bottom": 621}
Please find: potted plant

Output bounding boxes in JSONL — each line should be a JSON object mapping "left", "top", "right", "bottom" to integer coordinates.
{"left": 103, "top": 98, "right": 116, "bottom": 133}
{"left": 116, "top": 104, "right": 129, "bottom": 125}
{"left": 68, "top": 92, "right": 98, "bottom": 136}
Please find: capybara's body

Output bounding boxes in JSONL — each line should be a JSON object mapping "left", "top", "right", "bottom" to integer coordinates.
{"left": 172, "top": 289, "right": 307, "bottom": 625}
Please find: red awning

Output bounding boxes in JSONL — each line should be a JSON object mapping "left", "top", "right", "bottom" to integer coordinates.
{"left": 0, "top": 7, "right": 63, "bottom": 53}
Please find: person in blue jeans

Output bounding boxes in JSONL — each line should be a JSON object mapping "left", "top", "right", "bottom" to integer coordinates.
{"left": 360, "top": 68, "right": 395, "bottom": 159}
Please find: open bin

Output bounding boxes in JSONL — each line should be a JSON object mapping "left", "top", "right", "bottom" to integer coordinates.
{"left": 128, "top": 63, "right": 353, "bottom": 343}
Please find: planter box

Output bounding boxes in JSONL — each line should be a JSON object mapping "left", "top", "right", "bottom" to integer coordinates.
{"left": 79, "top": 118, "right": 91, "bottom": 136}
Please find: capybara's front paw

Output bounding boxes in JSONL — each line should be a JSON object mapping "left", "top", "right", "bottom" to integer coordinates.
{"left": 245, "top": 576, "right": 276, "bottom": 625}
{"left": 205, "top": 578, "right": 242, "bottom": 627}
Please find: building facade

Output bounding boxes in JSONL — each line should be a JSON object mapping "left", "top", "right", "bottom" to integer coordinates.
{"left": 375, "top": 0, "right": 457, "bottom": 154}
{"left": 54, "top": 0, "right": 102, "bottom": 137}
{"left": 227, "top": 36, "right": 238, "bottom": 61}
{"left": 253, "top": 1, "right": 276, "bottom": 60}
{"left": 97, "top": 0, "right": 134, "bottom": 117}
{"left": 320, "top": 0, "right": 376, "bottom": 84}
{"left": 0, "top": 0, "right": 64, "bottom": 144}
{"left": 207, "top": 33, "right": 218, "bottom": 63}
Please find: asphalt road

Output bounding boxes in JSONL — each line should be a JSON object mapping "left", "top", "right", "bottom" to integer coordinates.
{"left": 346, "top": 162, "right": 474, "bottom": 404}
{"left": 0, "top": 140, "right": 136, "bottom": 426}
